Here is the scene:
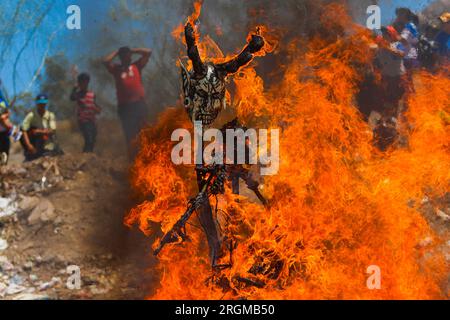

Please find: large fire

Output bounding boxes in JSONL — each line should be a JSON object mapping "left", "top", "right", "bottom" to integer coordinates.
{"left": 125, "top": 3, "right": 449, "bottom": 299}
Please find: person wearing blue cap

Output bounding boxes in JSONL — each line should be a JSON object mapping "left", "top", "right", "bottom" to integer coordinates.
{"left": 20, "top": 93, "right": 59, "bottom": 161}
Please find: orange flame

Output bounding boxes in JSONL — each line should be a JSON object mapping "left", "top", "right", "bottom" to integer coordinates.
{"left": 126, "top": 4, "right": 448, "bottom": 299}
{"left": 171, "top": 0, "right": 203, "bottom": 45}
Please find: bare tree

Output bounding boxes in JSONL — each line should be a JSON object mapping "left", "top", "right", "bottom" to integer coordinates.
{"left": 0, "top": 0, "right": 58, "bottom": 104}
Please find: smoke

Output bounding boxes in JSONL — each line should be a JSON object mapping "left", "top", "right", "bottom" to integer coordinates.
{"left": 419, "top": 0, "right": 450, "bottom": 25}
{"left": 64, "top": 0, "right": 446, "bottom": 122}
{"left": 64, "top": 0, "right": 349, "bottom": 121}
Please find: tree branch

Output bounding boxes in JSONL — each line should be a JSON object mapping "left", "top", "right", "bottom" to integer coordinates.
{"left": 12, "top": 0, "right": 56, "bottom": 95}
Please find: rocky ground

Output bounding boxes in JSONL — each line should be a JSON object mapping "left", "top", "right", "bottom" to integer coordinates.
{"left": 0, "top": 119, "right": 448, "bottom": 300}
{"left": 0, "top": 120, "right": 158, "bottom": 300}
{"left": 418, "top": 192, "right": 450, "bottom": 293}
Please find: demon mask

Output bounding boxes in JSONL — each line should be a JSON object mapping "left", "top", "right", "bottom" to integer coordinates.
{"left": 181, "top": 22, "right": 265, "bottom": 128}
{"left": 181, "top": 62, "right": 226, "bottom": 127}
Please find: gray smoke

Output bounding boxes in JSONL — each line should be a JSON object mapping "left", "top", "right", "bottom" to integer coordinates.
{"left": 62, "top": 0, "right": 340, "bottom": 121}
{"left": 66, "top": 0, "right": 449, "bottom": 121}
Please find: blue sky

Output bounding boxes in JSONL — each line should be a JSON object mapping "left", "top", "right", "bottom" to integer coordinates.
{"left": 0, "top": 0, "right": 113, "bottom": 99}
{"left": 0, "top": 0, "right": 437, "bottom": 101}
{"left": 378, "top": 0, "right": 434, "bottom": 23}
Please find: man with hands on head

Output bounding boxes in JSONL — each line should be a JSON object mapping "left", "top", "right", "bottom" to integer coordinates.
{"left": 103, "top": 46, "right": 152, "bottom": 159}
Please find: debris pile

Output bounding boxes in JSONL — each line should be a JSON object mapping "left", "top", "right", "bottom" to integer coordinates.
{"left": 1, "top": 154, "right": 152, "bottom": 299}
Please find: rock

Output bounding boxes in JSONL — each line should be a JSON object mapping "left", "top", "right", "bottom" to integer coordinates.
{"left": 436, "top": 209, "right": 450, "bottom": 221}
{"left": 0, "top": 256, "right": 14, "bottom": 271}
{"left": 29, "top": 274, "right": 38, "bottom": 282}
{"left": 0, "top": 282, "right": 7, "bottom": 297}
{"left": 10, "top": 274, "right": 24, "bottom": 286}
{"left": 32, "top": 183, "right": 41, "bottom": 192}
{"left": 0, "top": 197, "right": 17, "bottom": 219}
{"left": 18, "top": 196, "right": 40, "bottom": 213}
{"left": 54, "top": 215, "right": 63, "bottom": 225}
{"left": 39, "top": 277, "right": 61, "bottom": 291}
{"left": 421, "top": 196, "right": 430, "bottom": 204}
{"left": 23, "top": 261, "right": 34, "bottom": 271}
{"left": 58, "top": 268, "right": 67, "bottom": 275}
{"left": 13, "top": 293, "right": 50, "bottom": 300}
{"left": 81, "top": 275, "right": 99, "bottom": 286}
{"left": 24, "top": 287, "right": 36, "bottom": 294}
{"left": 27, "top": 198, "right": 56, "bottom": 225}
{"left": 89, "top": 285, "right": 109, "bottom": 295}
{"left": 11, "top": 167, "right": 27, "bottom": 176}
{"left": 34, "top": 255, "right": 43, "bottom": 264}
{"left": 38, "top": 254, "right": 56, "bottom": 264}
{"left": 418, "top": 237, "right": 433, "bottom": 247}
{"left": 6, "top": 283, "right": 26, "bottom": 295}
{"left": 0, "top": 238, "right": 8, "bottom": 251}
{"left": 53, "top": 276, "right": 62, "bottom": 284}
{"left": 41, "top": 160, "right": 51, "bottom": 169}
{"left": 38, "top": 282, "right": 52, "bottom": 291}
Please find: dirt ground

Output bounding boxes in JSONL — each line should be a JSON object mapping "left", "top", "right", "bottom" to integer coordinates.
{"left": 1, "top": 118, "right": 448, "bottom": 300}
{"left": 0, "top": 119, "right": 159, "bottom": 300}
{"left": 0, "top": 117, "right": 266, "bottom": 300}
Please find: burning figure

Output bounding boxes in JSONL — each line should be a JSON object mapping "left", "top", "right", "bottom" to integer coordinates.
{"left": 179, "top": 21, "right": 265, "bottom": 266}
{"left": 181, "top": 22, "right": 265, "bottom": 126}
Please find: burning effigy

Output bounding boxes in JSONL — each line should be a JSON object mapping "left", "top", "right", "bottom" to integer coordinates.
{"left": 125, "top": 2, "right": 449, "bottom": 300}
{"left": 2, "top": 0, "right": 450, "bottom": 308}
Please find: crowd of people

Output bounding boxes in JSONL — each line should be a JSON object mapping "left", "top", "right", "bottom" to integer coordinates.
{"left": 0, "top": 46, "right": 152, "bottom": 165}
{"left": 0, "top": 7, "right": 449, "bottom": 165}
{"left": 358, "top": 9, "right": 449, "bottom": 149}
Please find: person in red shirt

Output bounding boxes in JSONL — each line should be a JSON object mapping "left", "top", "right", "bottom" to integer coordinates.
{"left": 70, "top": 73, "right": 102, "bottom": 153}
{"left": 103, "top": 46, "right": 152, "bottom": 159}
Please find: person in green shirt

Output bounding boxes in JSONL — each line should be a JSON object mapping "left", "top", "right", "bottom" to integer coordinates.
{"left": 20, "top": 93, "right": 60, "bottom": 161}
